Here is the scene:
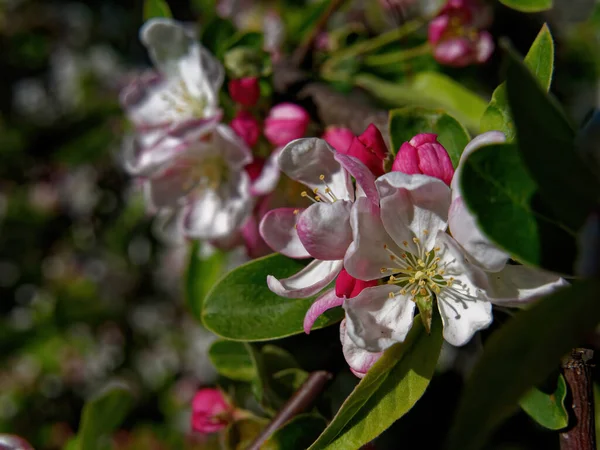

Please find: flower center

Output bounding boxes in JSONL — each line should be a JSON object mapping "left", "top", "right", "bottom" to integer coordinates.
{"left": 380, "top": 230, "right": 454, "bottom": 305}
{"left": 161, "top": 78, "right": 207, "bottom": 119}
{"left": 300, "top": 174, "right": 339, "bottom": 204}
{"left": 182, "top": 156, "right": 229, "bottom": 192}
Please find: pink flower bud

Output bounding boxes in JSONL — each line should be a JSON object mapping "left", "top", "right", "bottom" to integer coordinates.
{"left": 191, "top": 388, "right": 234, "bottom": 434}
{"left": 322, "top": 126, "right": 355, "bottom": 152}
{"left": 264, "top": 103, "right": 310, "bottom": 146}
{"left": 228, "top": 77, "right": 260, "bottom": 107}
{"left": 428, "top": 0, "right": 494, "bottom": 67}
{"left": 231, "top": 111, "right": 260, "bottom": 147}
{"left": 392, "top": 133, "right": 455, "bottom": 185}
{"left": 335, "top": 268, "right": 378, "bottom": 299}
{"left": 345, "top": 124, "right": 389, "bottom": 177}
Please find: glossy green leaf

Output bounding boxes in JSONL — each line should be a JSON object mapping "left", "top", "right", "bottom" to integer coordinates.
{"left": 202, "top": 254, "right": 344, "bottom": 341}
{"left": 505, "top": 43, "right": 600, "bottom": 232}
{"left": 200, "top": 16, "right": 236, "bottom": 57}
{"left": 519, "top": 373, "right": 568, "bottom": 430}
{"left": 388, "top": 107, "right": 470, "bottom": 165}
{"left": 208, "top": 339, "right": 257, "bottom": 382}
{"left": 309, "top": 314, "right": 443, "bottom": 450}
{"left": 264, "top": 414, "right": 327, "bottom": 450}
{"left": 77, "top": 383, "right": 135, "bottom": 450}
{"left": 460, "top": 142, "right": 577, "bottom": 274}
{"left": 143, "top": 0, "right": 172, "bottom": 20}
{"left": 446, "top": 279, "right": 600, "bottom": 450}
{"left": 481, "top": 24, "right": 554, "bottom": 138}
{"left": 185, "top": 242, "right": 226, "bottom": 321}
{"left": 499, "top": 0, "right": 553, "bottom": 12}
{"left": 356, "top": 72, "right": 487, "bottom": 131}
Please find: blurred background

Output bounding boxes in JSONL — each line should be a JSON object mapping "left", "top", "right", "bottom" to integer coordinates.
{"left": 1, "top": 0, "right": 599, "bottom": 449}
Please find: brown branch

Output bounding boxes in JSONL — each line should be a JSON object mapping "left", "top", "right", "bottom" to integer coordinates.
{"left": 559, "top": 348, "right": 596, "bottom": 450}
{"left": 247, "top": 371, "right": 332, "bottom": 450}
{"left": 292, "top": 0, "right": 347, "bottom": 68}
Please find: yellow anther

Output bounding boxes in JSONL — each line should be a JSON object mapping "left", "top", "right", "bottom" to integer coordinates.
{"left": 315, "top": 196, "right": 322, "bottom": 201}
{"left": 319, "top": 174, "right": 325, "bottom": 181}
{"left": 434, "top": 247, "right": 441, "bottom": 252}
{"left": 400, "top": 289, "right": 407, "bottom": 295}
{"left": 388, "top": 292, "right": 395, "bottom": 299}
{"left": 411, "top": 289, "right": 417, "bottom": 295}
{"left": 301, "top": 191, "right": 308, "bottom": 197}
{"left": 380, "top": 268, "right": 388, "bottom": 273}
{"left": 389, "top": 255, "right": 396, "bottom": 261}
{"left": 401, "top": 253, "right": 407, "bottom": 259}
{"left": 313, "top": 187, "right": 319, "bottom": 194}
{"left": 293, "top": 209, "right": 299, "bottom": 215}
{"left": 403, "top": 241, "right": 409, "bottom": 246}
{"left": 413, "top": 237, "right": 420, "bottom": 244}
{"left": 420, "top": 288, "right": 427, "bottom": 296}
{"left": 383, "top": 244, "right": 388, "bottom": 249}
{"left": 423, "top": 229, "right": 429, "bottom": 235}
{"left": 414, "top": 271, "right": 426, "bottom": 280}
{"left": 418, "top": 259, "right": 425, "bottom": 267}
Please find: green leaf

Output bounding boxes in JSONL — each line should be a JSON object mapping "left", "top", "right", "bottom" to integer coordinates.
{"left": 309, "top": 314, "right": 443, "bottom": 450}
{"left": 519, "top": 373, "right": 568, "bottom": 430}
{"left": 77, "top": 383, "right": 135, "bottom": 450}
{"left": 446, "top": 279, "right": 600, "bottom": 450}
{"left": 143, "top": 0, "right": 173, "bottom": 19}
{"left": 505, "top": 42, "right": 600, "bottom": 232}
{"left": 499, "top": 0, "right": 553, "bottom": 12}
{"left": 460, "top": 142, "right": 577, "bottom": 274}
{"left": 264, "top": 414, "right": 327, "bottom": 450}
{"left": 356, "top": 72, "right": 487, "bottom": 131}
{"left": 208, "top": 339, "right": 257, "bottom": 382}
{"left": 388, "top": 107, "right": 470, "bottom": 166}
{"left": 200, "top": 16, "right": 236, "bottom": 58}
{"left": 185, "top": 242, "right": 226, "bottom": 321}
{"left": 202, "top": 254, "right": 344, "bottom": 341}
{"left": 481, "top": 24, "right": 554, "bottom": 138}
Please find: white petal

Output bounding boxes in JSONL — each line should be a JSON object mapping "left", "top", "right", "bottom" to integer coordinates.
{"left": 214, "top": 124, "right": 253, "bottom": 169}
{"left": 183, "top": 171, "right": 253, "bottom": 240}
{"left": 267, "top": 259, "right": 343, "bottom": 298}
{"left": 435, "top": 232, "right": 493, "bottom": 347}
{"left": 451, "top": 131, "right": 506, "bottom": 197}
{"left": 486, "top": 264, "right": 569, "bottom": 307}
{"left": 296, "top": 201, "right": 353, "bottom": 260}
{"left": 376, "top": 172, "right": 451, "bottom": 253}
{"left": 259, "top": 208, "right": 311, "bottom": 259}
{"left": 448, "top": 196, "right": 508, "bottom": 272}
{"left": 277, "top": 138, "right": 353, "bottom": 201}
{"left": 334, "top": 152, "right": 379, "bottom": 205}
{"left": 250, "top": 149, "right": 281, "bottom": 196}
{"left": 340, "top": 319, "right": 382, "bottom": 378}
{"left": 345, "top": 197, "right": 401, "bottom": 281}
{"left": 343, "top": 284, "right": 416, "bottom": 352}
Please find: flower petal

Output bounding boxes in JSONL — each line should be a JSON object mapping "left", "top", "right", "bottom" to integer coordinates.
{"left": 259, "top": 208, "right": 311, "bottom": 259}
{"left": 343, "top": 284, "right": 416, "bottom": 352}
{"left": 376, "top": 172, "right": 451, "bottom": 253}
{"left": 451, "top": 131, "right": 506, "bottom": 197}
{"left": 303, "top": 288, "right": 344, "bottom": 334}
{"left": 438, "top": 296, "right": 492, "bottom": 347}
{"left": 278, "top": 138, "right": 353, "bottom": 201}
{"left": 215, "top": 124, "right": 253, "bottom": 169}
{"left": 183, "top": 171, "right": 253, "bottom": 240}
{"left": 340, "top": 319, "right": 383, "bottom": 378}
{"left": 345, "top": 197, "right": 402, "bottom": 281}
{"left": 250, "top": 149, "right": 281, "bottom": 196}
{"left": 486, "top": 264, "right": 569, "bottom": 307}
{"left": 334, "top": 152, "right": 379, "bottom": 205}
{"left": 448, "top": 196, "right": 508, "bottom": 272}
{"left": 296, "top": 200, "right": 353, "bottom": 260}
{"left": 267, "top": 259, "right": 343, "bottom": 298}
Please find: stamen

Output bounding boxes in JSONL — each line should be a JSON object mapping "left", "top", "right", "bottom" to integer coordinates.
{"left": 301, "top": 191, "right": 319, "bottom": 204}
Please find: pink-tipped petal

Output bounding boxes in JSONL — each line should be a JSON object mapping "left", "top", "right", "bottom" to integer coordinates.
{"left": 323, "top": 127, "right": 355, "bottom": 153}
{"left": 340, "top": 319, "right": 383, "bottom": 378}
{"left": 334, "top": 152, "right": 379, "bottom": 205}
{"left": 259, "top": 208, "right": 311, "bottom": 258}
{"left": 267, "top": 259, "right": 343, "bottom": 298}
{"left": 392, "top": 142, "right": 420, "bottom": 174}
{"left": 303, "top": 288, "right": 344, "bottom": 334}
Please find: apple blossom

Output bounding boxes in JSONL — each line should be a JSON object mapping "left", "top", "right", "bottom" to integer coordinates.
{"left": 191, "top": 388, "right": 234, "bottom": 434}
{"left": 228, "top": 77, "right": 260, "bottom": 107}
{"left": 392, "top": 133, "right": 454, "bottom": 185}
{"left": 343, "top": 132, "right": 567, "bottom": 351}
{"left": 142, "top": 125, "right": 253, "bottom": 241}
{"left": 345, "top": 124, "right": 389, "bottom": 177}
{"left": 428, "top": 0, "right": 494, "bottom": 67}
{"left": 264, "top": 103, "right": 310, "bottom": 146}
{"left": 322, "top": 126, "right": 355, "bottom": 153}
{"left": 231, "top": 110, "right": 260, "bottom": 147}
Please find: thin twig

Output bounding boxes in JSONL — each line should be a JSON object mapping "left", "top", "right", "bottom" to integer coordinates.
{"left": 292, "top": 0, "right": 347, "bottom": 68}
{"left": 559, "top": 348, "right": 596, "bottom": 450}
{"left": 247, "top": 371, "right": 332, "bottom": 450}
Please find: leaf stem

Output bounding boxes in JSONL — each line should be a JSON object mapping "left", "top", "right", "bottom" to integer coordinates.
{"left": 559, "top": 348, "right": 596, "bottom": 450}
{"left": 247, "top": 371, "right": 332, "bottom": 450}
{"left": 363, "top": 42, "right": 431, "bottom": 67}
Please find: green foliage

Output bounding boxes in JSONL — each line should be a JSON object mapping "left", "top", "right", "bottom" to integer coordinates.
{"left": 499, "top": 0, "right": 553, "bottom": 12}
{"left": 208, "top": 339, "right": 257, "bottom": 382}
{"left": 481, "top": 24, "right": 554, "bottom": 138}
{"left": 309, "top": 314, "right": 443, "bottom": 450}
{"left": 143, "top": 0, "right": 173, "bottom": 20}
{"left": 388, "top": 107, "right": 470, "bottom": 165}
{"left": 460, "top": 143, "right": 577, "bottom": 274}
{"left": 519, "top": 374, "right": 568, "bottom": 430}
{"left": 202, "top": 254, "right": 344, "bottom": 341}
{"left": 185, "top": 242, "right": 226, "bottom": 321}
{"left": 75, "top": 383, "right": 135, "bottom": 450}
{"left": 446, "top": 279, "right": 600, "bottom": 450}
{"left": 200, "top": 16, "right": 237, "bottom": 57}
{"left": 357, "top": 72, "right": 487, "bottom": 131}
{"left": 505, "top": 43, "right": 600, "bottom": 232}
